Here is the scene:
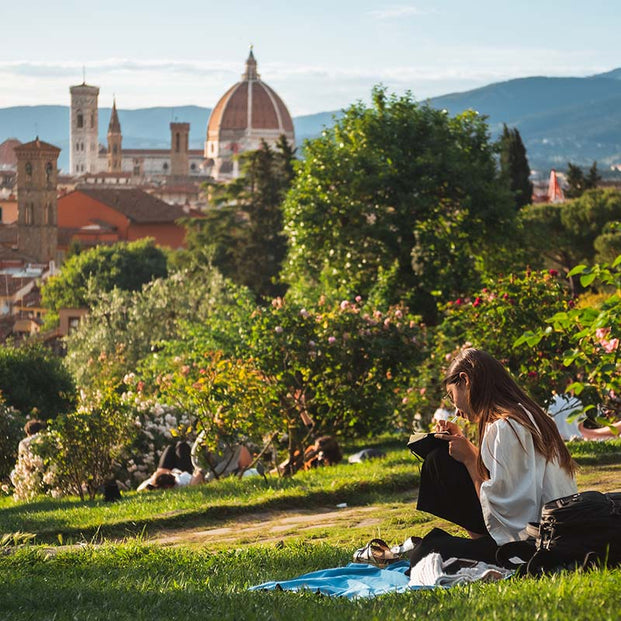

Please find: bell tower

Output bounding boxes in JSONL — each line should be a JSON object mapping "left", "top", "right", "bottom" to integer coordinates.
{"left": 14, "top": 138, "right": 60, "bottom": 264}
{"left": 170, "top": 122, "right": 189, "bottom": 177}
{"left": 70, "top": 82, "right": 99, "bottom": 175}
{"left": 107, "top": 98, "right": 123, "bottom": 173}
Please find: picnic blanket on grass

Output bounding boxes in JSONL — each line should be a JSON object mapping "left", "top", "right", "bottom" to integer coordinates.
{"left": 249, "top": 555, "right": 512, "bottom": 599}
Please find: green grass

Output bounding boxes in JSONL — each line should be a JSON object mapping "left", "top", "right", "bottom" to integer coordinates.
{"left": 0, "top": 438, "right": 620, "bottom": 620}
{"left": 0, "top": 542, "right": 619, "bottom": 620}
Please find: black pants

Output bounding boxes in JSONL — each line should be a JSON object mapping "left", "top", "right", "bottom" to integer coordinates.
{"left": 158, "top": 441, "right": 193, "bottom": 474}
{"left": 413, "top": 447, "right": 499, "bottom": 565}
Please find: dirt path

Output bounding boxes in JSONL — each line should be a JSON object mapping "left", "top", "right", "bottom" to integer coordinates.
{"left": 149, "top": 464, "right": 621, "bottom": 549}
{"left": 152, "top": 499, "right": 415, "bottom": 548}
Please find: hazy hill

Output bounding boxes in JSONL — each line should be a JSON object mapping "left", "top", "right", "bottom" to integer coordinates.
{"left": 0, "top": 104, "right": 343, "bottom": 172}
{"left": 2, "top": 69, "right": 621, "bottom": 172}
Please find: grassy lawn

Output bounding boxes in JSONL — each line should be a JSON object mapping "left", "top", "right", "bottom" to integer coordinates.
{"left": 1, "top": 438, "right": 620, "bottom": 620}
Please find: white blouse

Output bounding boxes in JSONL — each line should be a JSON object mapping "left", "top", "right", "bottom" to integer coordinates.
{"left": 479, "top": 414, "right": 577, "bottom": 545}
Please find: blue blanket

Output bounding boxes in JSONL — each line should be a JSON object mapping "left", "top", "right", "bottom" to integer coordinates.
{"left": 249, "top": 561, "right": 430, "bottom": 599}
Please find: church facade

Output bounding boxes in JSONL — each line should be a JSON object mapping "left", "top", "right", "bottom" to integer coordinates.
{"left": 68, "top": 50, "right": 295, "bottom": 182}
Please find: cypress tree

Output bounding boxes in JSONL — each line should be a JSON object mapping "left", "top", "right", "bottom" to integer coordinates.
{"left": 499, "top": 124, "right": 533, "bottom": 209}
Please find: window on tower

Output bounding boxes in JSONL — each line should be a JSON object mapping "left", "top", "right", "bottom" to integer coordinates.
{"left": 91, "top": 113, "right": 95, "bottom": 128}
{"left": 25, "top": 162, "right": 32, "bottom": 176}
{"left": 77, "top": 113, "right": 84, "bottom": 128}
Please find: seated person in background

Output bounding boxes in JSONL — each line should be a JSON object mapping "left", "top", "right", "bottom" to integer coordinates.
{"left": 547, "top": 394, "right": 585, "bottom": 441}
{"left": 137, "top": 440, "right": 202, "bottom": 491}
{"left": 274, "top": 435, "right": 343, "bottom": 475}
{"left": 191, "top": 431, "right": 253, "bottom": 481}
{"left": 547, "top": 394, "right": 620, "bottom": 441}
{"left": 303, "top": 435, "right": 343, "bottom": 470}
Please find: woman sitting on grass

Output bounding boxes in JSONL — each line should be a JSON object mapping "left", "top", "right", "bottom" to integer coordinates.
{"left": 411, "top": 348, "right": 577, "bottom": 565}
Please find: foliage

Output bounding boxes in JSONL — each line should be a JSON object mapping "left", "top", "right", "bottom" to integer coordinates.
{"left": 516, "top": 255, "right": 621, "bottom": 420}
{"left": 498, "top": 124, "right": 533, "bottom": 209}
{"left": 517, "top": 189, "right": 621, "bottom": 277}
{"left": 64, "top": 267, "right": 254, "bottom": 390}
{"left": 117, "top": 389, "right": 194, "bottom": 489}
{"left": 242, "top": 298, "right": 428, "bottom": 446}
{"left": 35, "top": 386, "right": 136, "bottom": 500}
{"left": 410, "top": 269, "right": 574, "bottom": 421}
{"left": 41, "top": 238, "right": 168, "bottom": 326}
{"left": 565, "top": 161, "right": 601, "bottom": 199}
{"left": 0, "top": 398, "right": 25, "bottom": 485}
{"left": 0, "top": 342, "right": 75, "bottom": 418}
{"left": 149, "top": 352, "right": 277, "bottom": 468}
{"left": 282, "top": 86, "right": 514, "bottom": 321}
{"left": 176, "top": 137, "right": 295, "bottom": 301}
{"left": 137, "top": 297, "right": 428, "bottom": 463}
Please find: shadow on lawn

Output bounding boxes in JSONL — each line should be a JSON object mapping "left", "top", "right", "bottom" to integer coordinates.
{"left": 12, "top": 470, "right": 419, "bottom": 545}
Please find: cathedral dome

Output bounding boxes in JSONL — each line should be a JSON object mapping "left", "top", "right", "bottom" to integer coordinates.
{"left": 205, "top": 50, "right": 295, "bottom": 180}
{"left": 207, "top": 50, "right": 294, "bottom": 139}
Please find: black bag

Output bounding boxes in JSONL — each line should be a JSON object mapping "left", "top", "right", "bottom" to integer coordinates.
{"left": 515, "top": 491, "right": 621, "bottom": 574}
{"left": 407, "top": 431, "right": 449, "bottom": 460}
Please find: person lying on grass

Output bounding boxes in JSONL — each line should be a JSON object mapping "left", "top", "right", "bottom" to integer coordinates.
{"left": 410, "top": 348, "right": 577, "bottom": 565}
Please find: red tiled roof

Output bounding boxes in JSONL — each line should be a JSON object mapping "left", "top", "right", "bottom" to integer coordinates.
{"left": 72, "top": 188, "right": 187, "bottom": 223}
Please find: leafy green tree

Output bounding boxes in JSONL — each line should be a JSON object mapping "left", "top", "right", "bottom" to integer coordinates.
{"left": 282, "top": 87, "right": 514, "bottom": 322}
{"left": 498, "top": 124, "right": 533, "bottom": 209}
{"left": 176, "top": 137, "right": 295, "bottom": 301}
{"left": 565, "top": 161, "right": 600, "bottom": 199}
{"left": 0, "top": 343, "right": 75, "bottom": 417}
{"left": 42, "top": 239, "right": 168, "bottom": 326}
{"left": 518, "top": 189, "right": 621, "bottom": 281}
{"left": 65, "top": 267, "right": 254, "bottom": 390}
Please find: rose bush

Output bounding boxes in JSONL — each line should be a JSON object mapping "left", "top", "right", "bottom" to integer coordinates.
{"left": 516, "top": 255, "right": 621, "bottom": 422}
{"left": 410, "top": 269, "right": 574, "bottom": 424}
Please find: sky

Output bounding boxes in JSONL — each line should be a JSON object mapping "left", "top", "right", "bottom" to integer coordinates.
{"left": 1, "top": 1, "right": 620, "bottom": 116}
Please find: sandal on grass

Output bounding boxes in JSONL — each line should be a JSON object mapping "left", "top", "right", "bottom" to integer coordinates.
{"left": 352, "top": 538, "right": 401, "bottom": 568}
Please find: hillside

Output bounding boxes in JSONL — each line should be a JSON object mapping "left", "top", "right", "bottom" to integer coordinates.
{"left": 2, "top": 69, "right": 621, "bottom": 172}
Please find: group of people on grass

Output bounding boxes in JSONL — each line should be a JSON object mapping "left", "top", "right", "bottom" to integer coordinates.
{"left": 10, "top": 344, "right": 619, "bottom": 570}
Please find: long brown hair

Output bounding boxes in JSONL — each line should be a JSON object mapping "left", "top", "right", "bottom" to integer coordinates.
{"left": 444, "top": 348, "right": 575, "bottom": 478}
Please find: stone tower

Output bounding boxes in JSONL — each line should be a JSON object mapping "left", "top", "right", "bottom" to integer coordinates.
{"left": 170, "top": 122, "right": 189, "bottom": 177}
{"left": 107, "top": 99, "right": 123, "bottom": 173}
{"left": 69, "top": 82, "right": 99, "bottom": 175}
{"left": 14, "top": 138, "right": 60, "bottom": 264}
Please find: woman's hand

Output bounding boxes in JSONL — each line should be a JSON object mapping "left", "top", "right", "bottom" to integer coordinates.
{"left": 435, "top": 419, "right": 463, "bottom": 436}
{"left": 435, "top": 433, "right": 478, "bottom": 466}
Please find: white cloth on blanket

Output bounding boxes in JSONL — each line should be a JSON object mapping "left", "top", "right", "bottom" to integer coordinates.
{"left": 409, "top": 553, "right": 512, "bottom": 587}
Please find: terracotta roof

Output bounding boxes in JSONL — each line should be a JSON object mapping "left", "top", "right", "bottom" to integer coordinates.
{"left": 14, "top": 138, "right": 61, "bottom": 154}
{"left": 72, "top": 188, "right": 187, "bottom": 223}
{"left": 0, "top": 275, "right": 35, "bottom": 297}
{"left": 207, "top": 53, "right": 294, "bottom": 138}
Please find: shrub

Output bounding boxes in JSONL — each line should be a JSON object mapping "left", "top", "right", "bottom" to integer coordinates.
{"left": 36, "top": 386, "right": 136, "bottom": 500}
{"left": 0, "top": 343, "right": 75, "bottom": 418}
{"left": 517, "top": 256, "right": 621, "bottom": 420}
{"left": 410, "top": 269, "right": 574, "bottom": 423}
{"left": 0, "top": 399, "right": 26, "bottom": 486}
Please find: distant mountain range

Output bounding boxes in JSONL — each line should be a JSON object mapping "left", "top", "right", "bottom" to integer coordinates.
{"left": 2, "top": 69, "right": 621, "bottom": 173}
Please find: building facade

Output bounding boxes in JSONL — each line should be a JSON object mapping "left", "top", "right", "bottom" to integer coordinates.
{"left": 70, "top": 83, "right": 100, "bottom": 175}
{"left": 14, "top": 138, "right": 60, "bottom": 263}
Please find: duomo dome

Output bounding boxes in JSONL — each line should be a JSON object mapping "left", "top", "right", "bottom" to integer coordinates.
{"left": 205, "top": 50, "right": 295, "bottom": 180}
